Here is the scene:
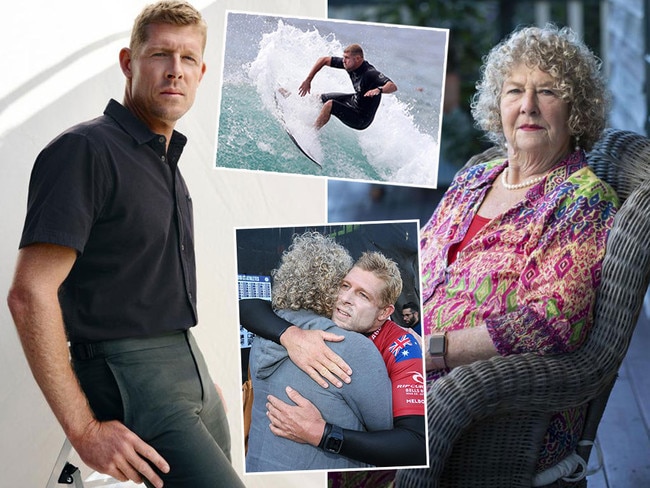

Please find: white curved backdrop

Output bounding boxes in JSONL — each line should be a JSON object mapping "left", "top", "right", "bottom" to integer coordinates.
{"left": 0, "top": 1, "right": 327, "bottom": 486}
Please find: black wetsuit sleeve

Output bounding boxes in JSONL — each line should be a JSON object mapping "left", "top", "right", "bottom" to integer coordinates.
{"left": 337, "top": 415, "right": 426, "bottom": 467}
{"left": 330, "top": 56, "right": 344, "bottom": 69}
{"left": 239, "top": 298, "right": 292, "bottom": 344}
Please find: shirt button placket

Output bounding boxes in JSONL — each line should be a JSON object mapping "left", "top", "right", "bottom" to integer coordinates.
{"left": 159, "top": 136, "right": 166, "bottom": 163}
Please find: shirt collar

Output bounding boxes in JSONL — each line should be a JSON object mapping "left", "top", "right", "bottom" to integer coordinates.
{"left": 526, "top": 150, "right": 588, "bottom": 198}
{"left": 467, "top": 150, "right": 588, "bottom": 196}
{"left": 104, "top": 99, "right": 187, "bottom": 149}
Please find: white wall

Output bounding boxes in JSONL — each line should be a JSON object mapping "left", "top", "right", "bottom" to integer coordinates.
{"left": 0, "top": 1, "right": 328, "bottom": 486}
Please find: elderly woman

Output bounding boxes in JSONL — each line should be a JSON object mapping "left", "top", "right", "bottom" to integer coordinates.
{"left": 420, "top": 24, "right": 619, "bottom": 473}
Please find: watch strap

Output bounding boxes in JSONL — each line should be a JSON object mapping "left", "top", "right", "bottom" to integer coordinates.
{"left": 429, "top": 354, "right": 448, "bottom": 370}
{"left": 428, "top": 332, "right": 448, "bottom": 369}
{"left": 319, "top": 422, "right": 344, "bottom": 454}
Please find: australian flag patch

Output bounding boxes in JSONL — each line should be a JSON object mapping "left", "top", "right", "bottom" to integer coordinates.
{"left": 388, "top": 333, "right": 422, "bottom": 363}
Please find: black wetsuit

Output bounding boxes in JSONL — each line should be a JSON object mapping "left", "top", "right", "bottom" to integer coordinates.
{"left": 321, "top": 57, "right": 393, "bottom": 130}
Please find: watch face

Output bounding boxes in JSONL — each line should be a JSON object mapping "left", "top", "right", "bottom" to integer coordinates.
{"left": 325, "top": 436, "right": 343, "bottom": 454}
{"left": 428, "top": 334, "right": 446, "bottom": 356}
{"left": 324, "top": 424, "right": 344, "bottom": 454}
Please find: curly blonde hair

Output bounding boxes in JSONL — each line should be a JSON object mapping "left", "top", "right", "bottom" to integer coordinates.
{"left": 271, "top": 232, "right": 353, "bottom": 317}
{"left": 471, "top": 24, "right": 609, "bottom": 151}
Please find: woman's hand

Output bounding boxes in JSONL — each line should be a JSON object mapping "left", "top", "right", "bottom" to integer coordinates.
{"left": 279, "top": 326, "right": 352, "bottom": 388}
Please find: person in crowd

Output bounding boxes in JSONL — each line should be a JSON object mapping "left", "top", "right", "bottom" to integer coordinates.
{"left": 240, "top": 250, "right": 426, "bottom": 468}
{"left": 7, "top": 2, "right": 245, "bottom": 487}
{"left": 401, "top": 301, "right": 421, "bottom": 337}
{"left": 417, "top": 24, "right": 619, "bottom": 474}
{"left": 245, "top": 232, "right": 393, "bottom": 472}
{"left": 298, "top": 43, "right": 397, "bottom": 130}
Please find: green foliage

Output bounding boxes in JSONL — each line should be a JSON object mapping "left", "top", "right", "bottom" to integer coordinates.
{"left": 335, "top": 0, "right": 496, "bottom": 166}
{"left": 340, "top": 1, "right": 496, "bottom": 108}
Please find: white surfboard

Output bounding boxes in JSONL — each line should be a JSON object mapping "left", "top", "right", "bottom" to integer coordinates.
{"left": 273, "top": 90, "right": 322, "bottom": 168}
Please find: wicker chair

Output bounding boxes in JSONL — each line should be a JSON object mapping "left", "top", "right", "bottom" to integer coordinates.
{"left": 396, "top": 128, "right": 650, "bottom": 488}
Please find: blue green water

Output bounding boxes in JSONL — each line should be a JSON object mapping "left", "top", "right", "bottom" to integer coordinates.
{"left": 215, "top": 13, "right": 447, "bottom": 187}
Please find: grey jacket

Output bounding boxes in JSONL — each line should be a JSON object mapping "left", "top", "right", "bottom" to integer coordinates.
{"left": 245, "top": 308, "right": 393, "bottom": 472}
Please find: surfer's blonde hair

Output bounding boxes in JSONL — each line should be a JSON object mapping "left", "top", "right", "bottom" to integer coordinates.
{"left": 354, "top": 251, "right": 402, "bottom": 308}
{"left": 344, "top": 44, "right": 364, "bottom": 59}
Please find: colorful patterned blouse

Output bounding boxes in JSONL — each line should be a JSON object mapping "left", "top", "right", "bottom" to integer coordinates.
{"left": 420, "top": 150, "right": 620, "bottom": 470}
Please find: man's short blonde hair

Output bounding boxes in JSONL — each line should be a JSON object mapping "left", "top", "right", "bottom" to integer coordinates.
{"left": 130, "top": 1, "right": 207, "bottom": 55}
{"left": 354, "top": 252, "right": 402, "bottom": 308}
{"left": 344, "top": 44, "right": 364, "bottom": 59}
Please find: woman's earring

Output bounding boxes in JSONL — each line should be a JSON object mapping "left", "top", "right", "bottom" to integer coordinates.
{"left": 575, "top": 135, "right": 581, "bottom": 152}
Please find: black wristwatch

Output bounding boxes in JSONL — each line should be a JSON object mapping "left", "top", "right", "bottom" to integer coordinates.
{"left": 320, "top": 422, "right": 344, "bottom": 454}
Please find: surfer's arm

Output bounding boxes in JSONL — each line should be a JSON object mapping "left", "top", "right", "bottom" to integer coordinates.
{"left": 239, "top": 298, "right": 352, "bottom": 388}
{"left": 382, "top": 80, "right": 398, "bottom": 94}
{"left": 298, "top": 56, "right": 332, "bottom": 96}
{"left": 337, "top": 415, "right": 426, "bottom": 466}
{"left": 364, "top": 80, "right": 398, "bottom": 97}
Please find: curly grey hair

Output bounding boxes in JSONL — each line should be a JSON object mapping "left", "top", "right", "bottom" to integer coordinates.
{"left": 271, "top": 232, "right": 353, "bottom": 317}
{"left": 470, "top": 24, "right": 609, "bottom": 151}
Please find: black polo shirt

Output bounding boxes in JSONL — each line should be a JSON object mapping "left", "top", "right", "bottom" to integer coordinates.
{"left": 20, "top": 99, "right": 197, "bottom": 342}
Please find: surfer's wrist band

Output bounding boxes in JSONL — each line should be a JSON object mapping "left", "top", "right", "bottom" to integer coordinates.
{"left": 378, "top": 86, "right": 383, "bottom": 93}
{"left": 276, "top": 324, "right": 293, "bottom": 345}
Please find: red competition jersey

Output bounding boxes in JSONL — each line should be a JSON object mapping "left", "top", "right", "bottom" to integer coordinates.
{"left": 369, "top": 320, "right": 425, "bottom": 417}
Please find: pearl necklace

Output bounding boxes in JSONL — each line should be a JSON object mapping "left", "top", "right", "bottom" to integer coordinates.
{"left": 501, "top": 168, "right": 547, "bottom": 190}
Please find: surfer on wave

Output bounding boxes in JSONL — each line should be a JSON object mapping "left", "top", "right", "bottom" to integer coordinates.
{"left": 296, "top": 44, "right": 397, "bottom": 130}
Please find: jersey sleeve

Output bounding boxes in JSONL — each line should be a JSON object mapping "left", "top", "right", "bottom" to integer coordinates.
{"left": 239, "top": 298, "right": 290, "bottom": 344}
{"left": 383, "top": 330, "right": 426, "bottom": 417}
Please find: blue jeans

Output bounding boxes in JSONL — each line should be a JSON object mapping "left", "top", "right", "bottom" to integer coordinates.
{"left": 72, "top": 330, "right": 245, "bottom": 488}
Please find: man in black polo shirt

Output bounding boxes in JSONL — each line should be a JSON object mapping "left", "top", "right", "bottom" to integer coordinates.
{"left": 297, "top": 43, "right": 398, "bottom": 130}
{"left": 7, "top": 2, "right": 244, "bottom": 487}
